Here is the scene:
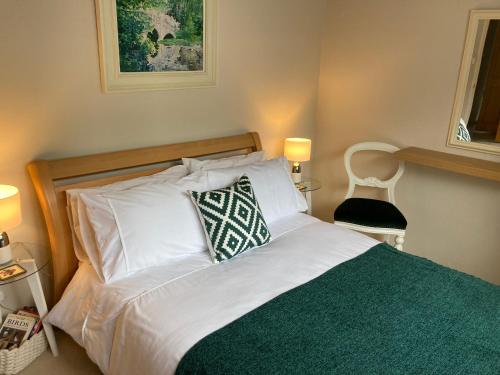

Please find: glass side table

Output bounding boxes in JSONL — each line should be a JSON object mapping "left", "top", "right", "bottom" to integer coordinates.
{"left": 0, "top": 243, "right": 58, "bottom": 356}
{"left": 295, "top": 178, "right": 322, "bottom": 215}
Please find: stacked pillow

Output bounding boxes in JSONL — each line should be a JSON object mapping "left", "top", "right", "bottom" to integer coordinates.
{"left": 182, "top": 151, "right": 265, "bottom": 173}
{"left": 205, "top": 157, "right": 307, "bottom": 224}
{"left": 67, "top": 151, "right": 307, "bottom": 283}
{"left": 79, "top": 172, "right": 210, "bottom": 282}
{"left": 66, "top": 165, "right": 189, "bottom": 281}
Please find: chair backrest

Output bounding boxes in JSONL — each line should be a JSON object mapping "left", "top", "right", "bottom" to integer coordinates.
{"left": 344, "top": 142, "right": 405, "bottom": 204}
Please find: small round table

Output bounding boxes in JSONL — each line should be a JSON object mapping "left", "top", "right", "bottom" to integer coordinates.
{"left": 296, "top": 178, "right": 322, "bottom": 215}
{"left": 0, "top": 243, "right": 58, "bottom": 356}
{"left": 0, "top": 243, "right": 49, "bottom": 286}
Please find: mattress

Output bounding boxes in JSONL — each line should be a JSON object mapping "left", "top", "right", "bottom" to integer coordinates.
{"left": 47, "top": 213, "right": 379, "bottom": 374}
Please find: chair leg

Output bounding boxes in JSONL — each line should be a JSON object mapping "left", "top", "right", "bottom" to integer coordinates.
{"left": 394, "top": 234, "right": 405, "bottom": 251}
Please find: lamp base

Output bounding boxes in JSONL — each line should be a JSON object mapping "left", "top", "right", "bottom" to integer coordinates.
{"left": 0, "top": 245, "right": 12, "bottom": 265}
{"left": 0, "top": 233, "right": 12, "bottom": 264}
{"left": 291, "top": 162, "right": 302, "bottom": 184}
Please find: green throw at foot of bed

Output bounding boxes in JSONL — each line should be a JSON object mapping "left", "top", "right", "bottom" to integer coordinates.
{"left": 176, "top": 243, "right": 500, "bottom": 375}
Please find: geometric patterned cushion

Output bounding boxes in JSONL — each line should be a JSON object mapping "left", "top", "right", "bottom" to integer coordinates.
{"left": 334, "top": 198, "right": 407, "bottom": 230}
{"left": 457, "top": 119, "right": 471, "bottom": 142}
{"left": 190, "top": 175, "right": 271, "bottom": 263}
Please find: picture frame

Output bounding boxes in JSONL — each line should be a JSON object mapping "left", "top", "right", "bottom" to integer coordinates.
{"left": 95, "top": 0, "right": 217, "bottom": 93}
{"left": 0, "top": 264, "right": 26, "bottom": 282}
{"left": 446, "top": 10, "right": 500, "bottom": 155}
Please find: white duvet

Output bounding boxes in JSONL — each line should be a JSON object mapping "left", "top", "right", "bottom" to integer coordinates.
{"left": 47, "top": 214, "right": 378, "bottom": 375}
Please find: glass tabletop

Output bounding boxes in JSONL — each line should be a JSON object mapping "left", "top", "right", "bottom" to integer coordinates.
{"left": 296, "top": 178, "right": 322, "bottom": 193}
{"left": 0, "top": 243, "right": 50, "bottom": 286}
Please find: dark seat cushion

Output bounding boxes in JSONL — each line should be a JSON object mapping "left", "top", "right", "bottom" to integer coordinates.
{"left": 334, "top": 198, "right": 407, "bottom": 230}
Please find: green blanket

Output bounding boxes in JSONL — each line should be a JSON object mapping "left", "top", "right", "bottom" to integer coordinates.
{"left": 176, "top": 244, "right": 500, "bottom": 374}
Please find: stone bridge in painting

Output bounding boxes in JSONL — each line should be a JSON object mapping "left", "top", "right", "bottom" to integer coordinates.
{"left": 145, "top": 10, "right": 180, "bottom": 41}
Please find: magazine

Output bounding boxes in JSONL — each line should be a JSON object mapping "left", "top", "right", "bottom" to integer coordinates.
{"left": 0, "top": 313, "right": 36, "bottom": 350}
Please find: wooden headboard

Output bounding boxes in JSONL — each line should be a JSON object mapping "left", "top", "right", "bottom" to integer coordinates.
{"left": 28, "top": 132, "right": 262, "bottom": 304}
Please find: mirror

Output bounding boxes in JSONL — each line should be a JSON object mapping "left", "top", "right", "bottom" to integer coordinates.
{"left": 448, "top": 10, "right": 500, "bottom": 155}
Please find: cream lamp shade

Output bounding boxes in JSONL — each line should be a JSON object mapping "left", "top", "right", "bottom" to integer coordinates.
{"left": 0, "top": 185, "right": 21, "bottom": 231}
{"left": 284, "top": 138, "right": 312, "bottom": 162}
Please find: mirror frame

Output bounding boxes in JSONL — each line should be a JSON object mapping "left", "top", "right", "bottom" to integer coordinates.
{"left": 447, "top": 10, "right": 500, "bottom": 155}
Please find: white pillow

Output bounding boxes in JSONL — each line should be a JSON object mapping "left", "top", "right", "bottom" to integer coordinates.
{"left": 66, "top": 165, "right": 188, "bottom": 278}
{"left": 182, "top": 151, "right": 265, "bottom": 173}
{"left": 206, "top": 157, "right": 308, "bottom": 224}
{"left": 80, "top": 172, "right": 210, "bottom": 283}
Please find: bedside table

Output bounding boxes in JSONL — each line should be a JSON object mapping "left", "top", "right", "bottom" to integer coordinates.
{"left": 296, "top": 178, "right": 321, "bottom": 215}
{"left": 0, "top": 242, "right": 58, "bottom": 357}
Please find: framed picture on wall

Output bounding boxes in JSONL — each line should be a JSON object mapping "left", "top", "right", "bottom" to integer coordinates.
{"left": 95, "top": 0, "right": 217, "bottom": 92}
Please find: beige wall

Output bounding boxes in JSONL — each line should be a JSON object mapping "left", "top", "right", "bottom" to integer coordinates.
{"left": 314, "top": 0, "right": 500, "bottom": 284}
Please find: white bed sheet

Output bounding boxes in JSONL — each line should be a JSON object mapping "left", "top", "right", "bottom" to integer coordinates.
{"left": 47, "top": 214, "right": 378, "bottom": 375}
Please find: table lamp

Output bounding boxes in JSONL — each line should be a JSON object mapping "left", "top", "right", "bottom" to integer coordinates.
{"left": 284, "top": 138, "right": 311, "bottom": 183}
{"left": 0, "top": 185, "right": 21, "bottom": 264}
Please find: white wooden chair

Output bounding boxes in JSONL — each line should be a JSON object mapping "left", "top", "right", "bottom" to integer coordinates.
{"left": 333, "top": 142, "right": 407, "bottom": 250}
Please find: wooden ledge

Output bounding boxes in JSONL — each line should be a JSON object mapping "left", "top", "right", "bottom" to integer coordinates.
{"left": 394, "top": 147, "right": 500, "bottom": 182}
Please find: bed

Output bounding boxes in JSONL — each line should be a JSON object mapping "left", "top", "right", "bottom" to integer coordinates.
{"left": 28, "top": 132, "right": 500, "bottom": 375}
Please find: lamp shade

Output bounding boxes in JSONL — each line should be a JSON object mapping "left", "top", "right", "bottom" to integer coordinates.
{"left": 0, "top": 185, "right": 21, "bottom": 231}
{"left": 284, "top": 138, "right": 311, "bottom": 162}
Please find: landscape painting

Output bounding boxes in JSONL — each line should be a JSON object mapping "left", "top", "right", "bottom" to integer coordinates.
{"left": 117, "top": 0, "right": 204, "bottom": 72}
{"left": 95, "top": 0, "right": 216, "bottom": 92}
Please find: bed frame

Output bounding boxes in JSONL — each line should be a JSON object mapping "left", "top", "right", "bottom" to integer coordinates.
{"left": 28, "top": 132, "right": 262, "bottom": 304}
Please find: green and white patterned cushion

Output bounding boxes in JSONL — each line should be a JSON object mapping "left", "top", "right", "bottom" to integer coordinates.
{"left": 457, "top": 119, "right": 471, "bottom": 142}
{"left": 190, "top": 175, "right": 271, "bottom": 263}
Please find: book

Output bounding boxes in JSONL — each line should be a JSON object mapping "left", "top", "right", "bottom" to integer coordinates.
{"left": 0, "top": 313, "right": 36, "bottom": 349}
{"left": 17, "top": 308, "right": 42, "bottom": 339}
{"left": 18, "top": 306, "right": 37, "bottom": 315}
